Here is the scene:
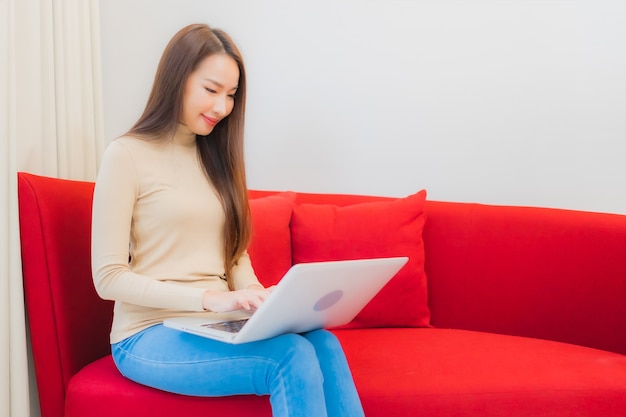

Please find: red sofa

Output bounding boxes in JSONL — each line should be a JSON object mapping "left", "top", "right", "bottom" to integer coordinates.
{"left": 18, "top": 171, "right": 626, "bottom": 417}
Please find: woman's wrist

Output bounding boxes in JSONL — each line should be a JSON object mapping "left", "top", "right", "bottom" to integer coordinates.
{"left": 202, "top": 289, "right": 227, "bottom": 312}
{"left": 246, "top": 283, "right": 264, "bottom": 290}
{"left": 201, "top": 290, "right": 214, "bottom": 311}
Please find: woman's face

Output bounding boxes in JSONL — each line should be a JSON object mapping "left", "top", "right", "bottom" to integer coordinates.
{"left": 181, "top": 53, "right": 240, "bottom": 136}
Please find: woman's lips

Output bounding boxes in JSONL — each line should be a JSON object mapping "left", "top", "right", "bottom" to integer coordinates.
{"left": 201, "top": 114, "right": 219, "bottom": 126}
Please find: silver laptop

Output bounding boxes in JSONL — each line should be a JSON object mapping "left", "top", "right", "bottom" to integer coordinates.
{"left": 163, "top": 257, "right": 408, "bottom": 344}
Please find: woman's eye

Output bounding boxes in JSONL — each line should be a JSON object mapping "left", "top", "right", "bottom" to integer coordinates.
{"left": 204, "top": 88, "right": 217, "bottom": 94}
{"left": 228, "top": 94, "right": 236, "bottom": 99}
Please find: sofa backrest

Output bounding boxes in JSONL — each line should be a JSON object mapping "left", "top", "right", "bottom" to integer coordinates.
{"left": 18, "top": 172, "right": 113, "bottom": 417}
{"left": 421, "top": 200, "right": 626, "bottom": 355}
{"left": 251, "top": 189, "right": 626, "bottom": 355}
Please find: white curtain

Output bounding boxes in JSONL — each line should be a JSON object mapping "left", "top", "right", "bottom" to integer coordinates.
{"left": 0, "top": 0, "right": 104, "bottom": 416}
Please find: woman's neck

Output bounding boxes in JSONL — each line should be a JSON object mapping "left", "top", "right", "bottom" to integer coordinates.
{"left": 173, "top": 123, "right": 196, "bottom": 147}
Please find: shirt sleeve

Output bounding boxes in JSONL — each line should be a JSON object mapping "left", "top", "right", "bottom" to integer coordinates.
{"left": 91, "top": 140, "right": 207, "bottom": 311}
{"left": 230, "top": 250, "right": 263, "bottom": 290}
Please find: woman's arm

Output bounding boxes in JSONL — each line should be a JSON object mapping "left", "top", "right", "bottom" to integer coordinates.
{"left": 91, "top": 140, "right": 207, "bottom": 311}
{"left": 230, "top": 251, "right": 264, "bottom": 290}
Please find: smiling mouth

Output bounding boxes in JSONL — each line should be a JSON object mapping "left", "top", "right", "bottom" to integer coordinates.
{"left": 202, "top": 115, "right": 219, "bottom": 126}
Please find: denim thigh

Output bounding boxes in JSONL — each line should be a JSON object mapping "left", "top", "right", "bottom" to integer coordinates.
{"left": 112, "top": 325, "right": 363, "bottom": 417}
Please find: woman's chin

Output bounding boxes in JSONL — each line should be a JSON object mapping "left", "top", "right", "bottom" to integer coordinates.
{"left": 193, "top": 126, "right": 215, "bottom": 136}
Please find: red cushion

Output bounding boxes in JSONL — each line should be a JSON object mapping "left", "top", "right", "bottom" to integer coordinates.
{"left": 248, "top": 192, "right": 296, "bottom": 287}
{"left": 290, "top": 190, "right": 430, "bottom": 328}
{"left": 335, "top": 328, "right": 626, "bottom": 417}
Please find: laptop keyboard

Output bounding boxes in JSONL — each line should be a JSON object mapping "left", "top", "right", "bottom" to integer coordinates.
{"left": 201, "top": 318, "right": 249, "bottom": 333}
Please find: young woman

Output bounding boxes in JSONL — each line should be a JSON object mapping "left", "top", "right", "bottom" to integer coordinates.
{"left": 91, "top": 24, "right": 365, "bottom": 417}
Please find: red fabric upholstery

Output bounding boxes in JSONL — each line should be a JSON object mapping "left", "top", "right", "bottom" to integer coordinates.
{"left": 19, "top": 174, "right": 626, "bottom": 417}
{"left": 422, "top": 201, "right": 626, "bottom": 354}
{"left": 65, "top": 356, "right": 271, "bottom": 417}
{"left": 290, "top": 190, "right": 430, "bottom": 328}
{"left": 247, "top": 192, "right": 296, "bottom": 286}
{"left": 337, "top": 328, "right": 626, "bottom": 417}
{"left": 18, "top": 173, "right": 113, "bottom": 417}
{"left": 65, "top": 329, "right": 626, "bottom": 417}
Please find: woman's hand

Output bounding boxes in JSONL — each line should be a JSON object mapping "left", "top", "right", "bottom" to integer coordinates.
{"left": 202, "top": 285, "right": 273, "bottom": 313}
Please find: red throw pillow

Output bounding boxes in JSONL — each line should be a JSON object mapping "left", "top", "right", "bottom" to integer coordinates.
{"left": 290, "top": 190, "right": 430, "bottom": 328}
{"left": 248, "top": 192, "right": 296, "bottom": 287}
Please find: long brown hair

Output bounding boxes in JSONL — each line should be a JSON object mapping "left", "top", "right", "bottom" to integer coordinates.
{"left": 128, "top": 24, "right": 251, "bottom": 287}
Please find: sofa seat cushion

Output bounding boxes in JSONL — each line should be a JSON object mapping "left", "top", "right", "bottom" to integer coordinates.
{"left": 66, "top": 329, "right": 626, "bottom": 417}
{"left": 65, "top": 355, "right": 272, "bottom": 417}
{"left": 334, "top": 328, "right": 626, "bottom": 417}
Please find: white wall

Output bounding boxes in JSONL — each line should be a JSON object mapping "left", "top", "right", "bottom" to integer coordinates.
{"left": 100, "top": 0, "right": 626, "bottom": 214}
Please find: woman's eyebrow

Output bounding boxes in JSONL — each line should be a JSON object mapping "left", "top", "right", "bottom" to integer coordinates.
{"left": 203, "top": 78, "right": 238, "bottom": 91}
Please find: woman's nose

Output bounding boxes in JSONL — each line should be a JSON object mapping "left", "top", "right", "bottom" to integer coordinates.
{"left": 212, "top": 94, "right": 227, "bottom": 117}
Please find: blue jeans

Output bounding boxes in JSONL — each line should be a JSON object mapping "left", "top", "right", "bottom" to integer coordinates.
{"left": 111, "top": 325, "right": 365, "bottom": 417}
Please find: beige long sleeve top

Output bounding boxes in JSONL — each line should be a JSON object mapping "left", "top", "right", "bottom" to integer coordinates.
{"left": 91, "top": 125, "right": 260, "bottom": 343}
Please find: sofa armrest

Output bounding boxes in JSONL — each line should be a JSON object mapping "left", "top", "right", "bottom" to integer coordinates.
{"left": 18, "top": 172, "right": 113, "bottom": 417}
